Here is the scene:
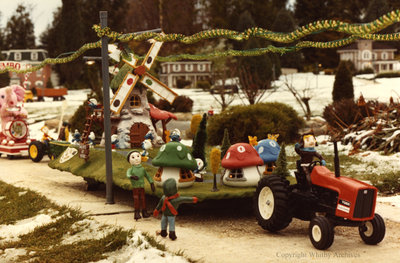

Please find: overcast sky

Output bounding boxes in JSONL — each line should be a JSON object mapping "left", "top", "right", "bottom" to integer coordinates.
{"left": 0, "top": 0, "right": 62, "bottom": 40}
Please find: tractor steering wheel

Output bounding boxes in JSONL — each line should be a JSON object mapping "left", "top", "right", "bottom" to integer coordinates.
{"left": 308, "top": 160, "right": 322, "bottom": 172}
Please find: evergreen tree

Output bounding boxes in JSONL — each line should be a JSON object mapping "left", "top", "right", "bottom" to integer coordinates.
{"left": 57, "top": 0, "right": 85, "bottom": 86}
{"left": 364, "top": 0, "right": 390, "bottom": 23}
{"left": 271, "top": 9, "right": 303, "bottom": 70}
{"left": 4, "top": 5, "right": 35, "bottom": 49}
{"left": 273, "top": 143, "right": 290, "bottom": 178}
{"left": 332, "top": 61, "right": 354, "bottom": 102}
{"left": 192, "top": 113, "right": 208, "bottom": 166}
{"left": 220, "top": 128, "right": 231, "bottom": 159}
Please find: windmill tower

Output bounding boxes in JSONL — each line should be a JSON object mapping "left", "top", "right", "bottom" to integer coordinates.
{"left": 106, "top": 40, "right": 178, "bottom": 148}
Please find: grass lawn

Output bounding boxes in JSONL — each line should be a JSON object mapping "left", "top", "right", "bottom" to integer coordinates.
{"left": 0, "top": 180, "right": 193, "bottom": 263}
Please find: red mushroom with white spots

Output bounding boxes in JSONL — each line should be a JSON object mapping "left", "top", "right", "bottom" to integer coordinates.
{"left": 221, "top": 143, "right": 264, "bottom": 187}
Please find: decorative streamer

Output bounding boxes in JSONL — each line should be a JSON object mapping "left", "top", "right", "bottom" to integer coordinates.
{"left": 2, "top": 10, "right": 400, "bottom": 74}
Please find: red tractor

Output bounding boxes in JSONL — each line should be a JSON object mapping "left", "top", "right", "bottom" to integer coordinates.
{"left": 254, "top": 142, "right": 385, "bottom": 250}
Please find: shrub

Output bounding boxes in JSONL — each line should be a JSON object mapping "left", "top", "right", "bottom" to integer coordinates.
{"left": 333, "top": 61, "right": 354, "bottom": 102}
{"left": 176, "top": 78, "right": 191, "bottom": 89}
{"left": 70, "top": 102, "right": 103, "bottom": 138}
{"left": 367, "top": 173, "right": 400, "bottom": 194}
{"left": 156, "top": 96, "right": 193, "bottom": 113}
{"left": 190, "top": 114, "right": 202, "bottom": 137}
{"left": 196, "top": 80, "right": 211, "bottom": 91}
{"left": 323, "top": 99, "right": 362, "bottom": 129}
{"left": 207, "top": 103, "right": 304, "bottom": 145}
{"left": 375, "top": 72, "right": 400, "bottom": 78}
{"left": 357, "top": 67, "right": 374, "bottom": 75}
{"left": 171, "top": 95, "right": 193, "bottom": 112}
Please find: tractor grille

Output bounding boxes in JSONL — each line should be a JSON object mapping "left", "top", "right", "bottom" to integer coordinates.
{"left": 353, "top": 189, "right": 375, "bottom": 218}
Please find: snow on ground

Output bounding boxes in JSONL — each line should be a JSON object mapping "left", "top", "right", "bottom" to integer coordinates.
{"left": 0, "top": 213, "right": 56, "bottom": 243}
{"left": 94, "top": 231, "right": 189, "bottom": 263}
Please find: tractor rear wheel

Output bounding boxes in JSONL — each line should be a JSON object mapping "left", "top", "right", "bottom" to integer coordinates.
{"left": 359, "top": 213, "right": 385, "bottom": 245}
{"left": 29, "top": 141, "right": 45, "bottom": 162}
{"left": 254, "top": 175, "right": 292, "bottom": 232}
{"left": 309, "top": 216, "right": 334, "bottom": 250}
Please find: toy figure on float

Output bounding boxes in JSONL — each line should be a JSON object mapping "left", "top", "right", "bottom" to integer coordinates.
{"left": 0, "top": 84, "right": 34, "bottom": 158}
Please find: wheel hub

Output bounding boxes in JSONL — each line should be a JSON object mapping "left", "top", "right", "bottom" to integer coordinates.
{"left": 258, "top": 186, "right": 274, "bottom": 220}
{"left": 364, "top": 221, "right": 373, "bottom": 237}
{"left": 312, "top": 225, "right": 322, "bottom": 242}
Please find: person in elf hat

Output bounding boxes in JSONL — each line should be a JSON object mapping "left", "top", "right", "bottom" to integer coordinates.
{"left": 295, "top": 131, "right": 326, "bottom": 187}
{"left": 126, "top": 150, "right": 156, "bottom": 220}
{"left": 153, "top": 178, "right": 198, "bottom": 240}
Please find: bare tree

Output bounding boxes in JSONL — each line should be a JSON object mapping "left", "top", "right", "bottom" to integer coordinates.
{"left": 236, "top": 64, "right": 277, "bottom": 105}
{"left": 211, "top": 65, "right": 237, "bottom": 111}
{"left": 281, "top": 74, "right": 314, "bottom": 120}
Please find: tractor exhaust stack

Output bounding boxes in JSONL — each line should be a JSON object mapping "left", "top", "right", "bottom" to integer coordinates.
{"left": 333, "top": 141, "right": 340, "bottom": 177}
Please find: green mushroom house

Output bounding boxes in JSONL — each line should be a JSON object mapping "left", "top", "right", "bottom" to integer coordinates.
{"left": 152, "top": 141, "right": 198, "bottom": 188}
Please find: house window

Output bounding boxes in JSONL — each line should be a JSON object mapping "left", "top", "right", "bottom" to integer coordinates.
{"left": 31, "top": 52, "right": 38, "bottom": 61}
{"left": 382, "top": 64, "right": 387, "bottom": 71}
{"left": 227, "top": 168, "right": 246, "bottom": 181}
{"left": 362, "top": 50, "right": 371, "bottom": 60}
{"left": 154, "top": 167, "right": 163, "bottom": 181}
{"left": 179, "top": 169, "right": 194, "bottom": 182}
{"left": 372, "top": 52, "right": 377, "bottom": 60}
{"left": 198, "top": 64, "right": 205, "bottom": 72}
{"left": 382, "top": 52, "right": 388, "bottom": 60}
{"left": 14, "top": 52, "right": 22, "bottom": 61}
{"left": 130, "top": 95, "right": 141, "bottom": 107}
{"left": 36, "top": 69, "right": 42, "bottom": 77}
{"left": 162, "top": 65, "right": 167, "bottom": 74}
{"left": 390, "top": 64, "right": 393, "bottom": 70}
{"left": 173, "top": 64, "right": 181, "bottom": 72}
{"left": 185, "top": 64, "right": 193, "bottom": 72}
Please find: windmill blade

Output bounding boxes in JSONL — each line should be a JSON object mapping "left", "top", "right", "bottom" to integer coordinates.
{"left": 110, "top": 72, "right": 139, "bottom": 114}
{"left": 140, "top": 73, "right": 178, "bottom": 104}
{"left": 122, "top": 53, "right": 138, "bottom": 68}
{"left": 108, "top": 44, "right": 121, "bottom": 62}
{"left": 143, "top": 41, "right": 163, "bottom": 70}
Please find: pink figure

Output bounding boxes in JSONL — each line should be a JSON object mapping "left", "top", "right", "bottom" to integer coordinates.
{"left": 0, "top": 85, "right": 28, "bottom": 136}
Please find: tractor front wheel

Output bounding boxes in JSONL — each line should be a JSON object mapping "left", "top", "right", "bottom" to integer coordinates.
{"left": 254, "top": 175, "right": 292, "bottom": 232}
{"left": 359, "top": 213, "right": 385, "bottom": 245}
{"left": 29, "top": 141, "right": 45, "bottom": 162}
{"left": 309, "top": 216, "right": 334, "bottom": 250}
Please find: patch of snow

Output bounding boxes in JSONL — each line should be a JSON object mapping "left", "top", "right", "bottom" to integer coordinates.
{"left": 0, "top": 248, "right": 27, "bottom": 262}
{"left": 18, "top": 191, "right": 27, "bottom": 196}
{"left": 61, "top": 219, "right": 115, "bottom": 245}
{"left": 0, "top": 214, "right": 55, "bottom": 243}
{"left": 93, "top": 231, "right": 189, "bottom": 263}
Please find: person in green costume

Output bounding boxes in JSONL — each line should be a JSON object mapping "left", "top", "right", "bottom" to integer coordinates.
{"left": 153, "top": 178, "right": 198, "bottom": 240}
{"left": 126, "top": 150, "right": 155, "bottom": 220}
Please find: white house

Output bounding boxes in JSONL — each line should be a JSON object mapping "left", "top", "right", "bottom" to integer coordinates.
{"left": 159, "top": 61, "right": 212, "bottom": 88}
{"left": 337, "top": 40, "right": 400, "bottom": 73}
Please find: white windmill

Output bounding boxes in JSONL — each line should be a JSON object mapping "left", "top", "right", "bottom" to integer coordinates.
{"left": 110, "top": 40, "right": 177, "bottom": 114}
{"left": 106, "top": 40, "right": 178, "bottom": 148}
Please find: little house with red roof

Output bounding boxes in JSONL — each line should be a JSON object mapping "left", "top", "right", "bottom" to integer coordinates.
{"left": 337, "top": 40, "right": 400, "bottom": 73}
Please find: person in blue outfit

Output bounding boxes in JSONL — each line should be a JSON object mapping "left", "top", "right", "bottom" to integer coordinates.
{"left": 295, "top": 132, "right": 326, "bottom": 186}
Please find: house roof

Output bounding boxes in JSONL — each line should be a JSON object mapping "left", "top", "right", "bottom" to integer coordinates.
{"left": 221, "top": 143, "right": 264, "bottom": 169}
{"left": 254, "top": 139, "right": 280, "bottom": 163}
{"left": 338, "top": 41, "right": 396, "bottom": 51}
{"left": 149, "top": 103, "right": 177, "bottom": 121}
{"left": 152, "top": 141, "right": 198, "bottom": 169}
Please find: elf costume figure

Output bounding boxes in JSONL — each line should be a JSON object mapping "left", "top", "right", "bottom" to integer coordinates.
{"left": 153, "top": 178, "right": 198, "bottom": 240}
{"left": 126, "top": 150, "right": 155, "bottom": 220}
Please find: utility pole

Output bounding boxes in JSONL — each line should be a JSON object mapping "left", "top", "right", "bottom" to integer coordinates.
{"left": 100, "top": 11, "right": 114, "bottom": 204}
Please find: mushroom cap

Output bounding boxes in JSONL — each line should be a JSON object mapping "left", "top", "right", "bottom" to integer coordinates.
{"left": 221, "top": 143, "right": 264, "bottom": 169}
{"left": 152, "top": 141, "right": 197, "bottom": 170}
{"left": 254, "top": 139, "right": 280, "bottom": 163}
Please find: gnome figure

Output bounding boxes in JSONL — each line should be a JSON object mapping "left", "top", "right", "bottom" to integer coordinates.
{"left": 126, "top": 150, "right": 156, "bottom": 220}
{"left": 153, "top": 178, "right": 198, "bottom": 240}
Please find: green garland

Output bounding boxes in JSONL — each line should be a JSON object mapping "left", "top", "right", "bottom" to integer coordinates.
{"left": 2, "top": 10, "right": 400, "bottom": 74}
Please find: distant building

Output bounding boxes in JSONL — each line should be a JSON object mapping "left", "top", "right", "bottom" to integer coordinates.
{"left": 159, "top": 61, "right": 212, "bottom": 89}
{"left": 337, "top": 40, "right": 400, "bottom": 73}
{"left": 0, "top": 49, "right": 53, "bottom": 89}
